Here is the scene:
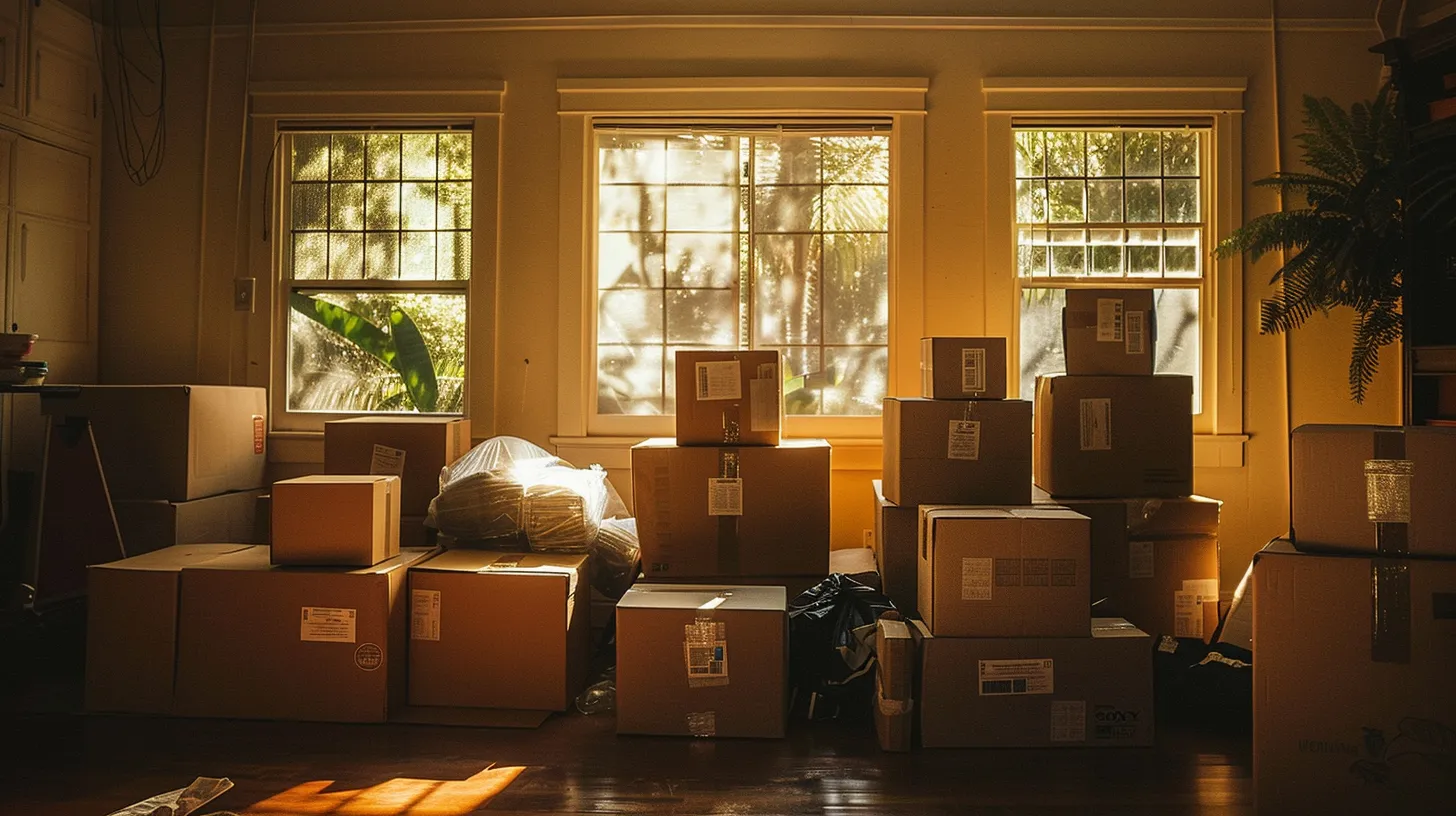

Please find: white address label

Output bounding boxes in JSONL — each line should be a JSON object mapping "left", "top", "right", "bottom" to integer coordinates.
{"left": 1079, "top": 398, "right": 1112, "bottom": 451}
{"left": 978, "top": 658, "right": 1054, "bottom": 696}
{"left": 961, "top": 347, "right": 987, "bottom": 394}
{"left": 1097, "top": 297, "right": 1124, "bottom": 342}
{"left": 947, "top": 420, "right": 982, "bottom": 461}
{"left": 695, "top": 361, "right": 742, "bottom": 401}
{"left": 411, "top": 589, "right": 441, "bottom": 641}
{"left": 370, "top": 444, "right": 407, "bottom": 477}
{"left": 708, "top": 478, "right": 744, "bottom": 516}
{"left": 300, "top": 606, "right": 356, "bottom": 643}
{"left": 1125, "top": 311, "right": 1146, "bottom": 355}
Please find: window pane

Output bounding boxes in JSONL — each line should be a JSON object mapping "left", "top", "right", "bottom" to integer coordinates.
{"left": 1017, "top": 179, "right": 1048, "bottom": 223}
{"left": 1155, "top": 288, "right": 1201, "bottom": 412}
{"left": 1128, "top": 228, "right": 1163, "bottom": 276}
{"left": 402, "top": 182, "right": 437, "bottom": 230}
{"left": 1164, "top": 179, "right": 1199, "bottom": 223}
{"left": 438, "top": 133, "right": 472, "bottom": 180}
{"left": 288, "top": 290, "right": 465, "bottom": 414}
{"left": 600, "top": 135, "right": 667, "bottom": 184}
{"left": 1045, "top": 132, "right": 1085, "bottom": 177}
{"left": 364, "top": 233, "right": 398, "bottom": 281}
{"left": 1086, "top": 180, "right": 1122, "bottom": 222}
{"left": 1165, "top": 228, "right": 1200, "bottom": 277}
{"left": 1164, "top": 132, "right": 1199, "bottom": 176}
{"left": 599, "top": 289, "right": 664, "bottom": 344}
{"left": 293, "top": 233, "right": 327, "bottom": 280}
{"left": 292, "top": 183, "right": 327, "bottom": 230}
{"left": 401, "top": 232, "right": 437, "bottom": 280}
{"left": 292, "top": 134, "right": 330, "bottom": 181}
{"left": 367, "top": 134, "right": 401, "bottom": 180}
{"left": 438, "top": 231, "right": 471, "bottom": 281}
{"left": 824, "top": 233, "right": 889, "bottom": 344}
{"left": 823, "top": 136, "right": 889, "bottom": 184}
{"left": 666, "top": 186, "right": 737, "bottom": 232}
{"left": 1018, "top": 288, "right": 1067, "bottom": 400}
{"left": 772, "top": 346, "right": 824, "bottom": 416}
{"left": 755, "top": 136, "right": 820, "bottom": 185}
{"left": 331, "top": 134, "right": 365, "bottom": 181}
{"left": 365, "top": 183, "right": 400, "bottom": 230}
{"left": 328, "top": 233, "right": 362, "bottom": 279}
{"left": 598, "top": 344, "right": 664, "bottom": 415}
{"left": 666, "top": 233, "right": 734, "bottom": 288}
{"left": 753, "top": 184, "right": 817, "bottom": 233}
{"left": 438, "top": 182, "right": 472, "bottom": 230}
{"left": 1018, "top": 228, "right": 1049, "bottom": 277}
{"left": 666, "top": 289, "right": 736, "bottom": 345}
{"left": 401, "top": 134, "right": 438, "bottom": 180}
{"left": 600, "top": 232, "right": 665, "bottom": 289}
{"left": 1125, "top": 132, "right": 1161, "bottom": 176}
{"left": 330, "top": 182, "right": 363, "bottom": 231}
{"left": 1089, "top": 229, "right": 1124, "bottom": 276}
{"left": 599, "top": 185, "right": 664, "bottom": 232}
{"left": 667, "top": 135, "right": 738, "bottom": 184}
{"left": 1050, "top": 229, "right": 1086, "bottom": 275}
{"left": 1086, "top": 132, "right": 1122, "bottom": 176}
{"left": 823, "top": 185, "right": 888, "bottom": 231}
{"left": 1048, "top": 180, "right": 1085, "bottom": 223}
{"left": 1126, "top": 180, "right": 1161, "bottom": 222}
{"left": 755, "top": 234, "right": 822, "bottom": 346}
{"left": 822, "top": 346, "right": 889, "bottom": 415}
{"left": 1015, "top": 131, "right": 1045, "bottom": 177}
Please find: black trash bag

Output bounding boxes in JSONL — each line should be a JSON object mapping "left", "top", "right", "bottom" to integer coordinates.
{"left": 1152, "top": 633, "right": 1252, "bottom": 733}
{"left": 787, "top": 574, "right": 896, "bottom": 721}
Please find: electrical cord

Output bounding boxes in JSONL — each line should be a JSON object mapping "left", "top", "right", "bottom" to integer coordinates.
{"left": 90, "top": 0, "right": 167, "bottom": 186}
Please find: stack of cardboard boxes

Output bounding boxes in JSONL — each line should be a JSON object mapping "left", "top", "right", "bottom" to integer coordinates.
{"left": 1253, "top": 425, "right": 1456, "bottom": 813}
{"left": 619, "top": 349, "right": 830, "bottom": 738}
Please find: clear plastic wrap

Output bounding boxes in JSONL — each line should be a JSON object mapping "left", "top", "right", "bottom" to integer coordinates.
{"left": 593, "top": 517, "right": 641, "bottom": 600}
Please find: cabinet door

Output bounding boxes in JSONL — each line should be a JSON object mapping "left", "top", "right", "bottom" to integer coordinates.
{"left": 13, "top": 215, "right": 88, "bottom": 342}
{"left": 27, "top": 2, "right": 96, "bottom": 139}
{"left": 0, "top": 1, "right": 21, "bottom": 117}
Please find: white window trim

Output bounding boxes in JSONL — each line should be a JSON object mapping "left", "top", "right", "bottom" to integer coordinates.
{"left": 983, "top": 77, "right": 1246, "bottom": 458}
{"left": 555, "top": 77, "right": 928, "bottom": 445}
{"left": 245, "top": 81, "right": 504, "bottom": 438}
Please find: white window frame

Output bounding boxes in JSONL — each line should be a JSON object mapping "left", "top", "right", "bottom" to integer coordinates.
{"left": 983, "top": 78, "right": 1247, "bottom": 461}
{"left": 555, "top": 78, "right": 928, "bottom": 446}
{"left": 245, "top": 82, "right": 503, "bottom": 440}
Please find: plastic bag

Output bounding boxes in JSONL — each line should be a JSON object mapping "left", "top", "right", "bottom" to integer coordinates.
{"left": 787, "top": 574, "right": 897, "bottom": 721}
{"left": 592, "top": 518, "right": 641, "bottom": 600}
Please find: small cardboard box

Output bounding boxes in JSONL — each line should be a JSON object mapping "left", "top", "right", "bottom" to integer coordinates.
{"left": 918, "top": 506, "right": 1090, "bottom": 638}
{"left": 616, "top": 584, "right": 788, "bottom": 738}
{"left": 254, "top": 494, "right": 271, "bottom": 543}
{"left": 85, "top": 544, "right": 257, "bottom": 714}
{"left": 324, "top": 416, "right": 471, "bottom": 516}
{"left": 1062, "top": 288, "right": 1156, "bottom": 376}
{"left": 674, "top": 349, "right": 781, "bottom": 446}
{"left": 173, "top": 546, "right": 435, "bottom": 723}
{"left": 872, "top": 479, "right": 918, "bottom": 615}
{"left": 1033, "top": 374, "right": 1192, "bottom": 498}
{"left": 1039, "top": 490, "right": 1221, "bottom": 639}
{"left": 1291, "top": 424, "right": 1456, "bottom": 558}
{"left": 39, "top": 385, "right": 267, "bottom": 501}
{"left": 631, "top": 438, "right": 829, "bottom": 578}
{"left": 920, "top": 337, "right": 1008, "bottom": 399}
{"left": 915, "top": 618, "right": 1154, "bottom": 748}
{"left": 407, "top": 550, "right": 590, "bottom": 711}
{"left": 1253, "top": 541, "right": 1456, "bottom": 814}
{"left": 271, "top": 475, "right": 401, "bottom": 567}
{"left": 112, "top": 489, "right": 267, "bottom": 556}
{"left": 882, "top": 397, "right": 1032, "bottom": 507}
{"left": 875, "top": 674, "right": 914, "bottom": 753}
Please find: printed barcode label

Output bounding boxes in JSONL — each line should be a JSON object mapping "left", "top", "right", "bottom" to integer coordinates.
{"left": 947, "top": 420, "right": 982, "bottom": 461}
{"left": 370, "top": 444, "right": 407, "bottom": 476}
{"left": 410, "top": 590, "right": 441, "bottom": 641}
{"left": 686, "top": 644, "right": 727, "bottom": 677}
{"left": 695, "top": 361, "right": 742, "bottom": 400}
{"left": 978, "top": 659, "right": 1054, "bottom": 696}
{"left": 1128, "top": 540, "right": 1155, "bottom": 579}
{"left": 1079, "top": 398, "right": 1112, "bottom": 451}
{"left": 684, "top": 619, "right": 729, "bottom": 687}
{"left": 961, "top": 347, "right": 987, "bottom": 394}
{"left": 1097, "top": 298, "right": 1124, "bottom": 342}
{"left": 300, "top": 607, "right": 356, "bottom": 643}
{"left": 252, "top": 415, "right": 266, "bottom": 455}
{"left": 708, "top": 478, "right": 743, "bottom": 516}
{"left": 1125, "top": 311, "right": 1146, "bottom": 355}
{"left": 1050, "top": 701, "right": 1087, "bottom": 742}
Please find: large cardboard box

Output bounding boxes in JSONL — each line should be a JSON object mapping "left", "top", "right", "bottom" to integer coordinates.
{"left": 173, "top": 546, "right": 434, "bottom": 723}
{"left": 1033, "top": 374, "right": 1192, "bottom": 498}
{"left": 915, "top": 618, "right": 1154, "bottom": 748}
{"left": 1038, "top": 489, "right": 1221, "bottom": 639}
{"left": 871, "top": 479, "right": 917, "bottom": 614}
{"left": 1253, "top": 542, "right": 1456, "bottom": 815}
{"left": 1063, "top": 288, "right": 1156, "bottom": 376}
{"left": 874, "top": 616, "right": 916, "bottom": 752}
{"left": 616, "top": 584, "right": 788, "bottom": 738}
{"left": 407, "top": 550, "right": 590, "bottom": 711}
{"left": 324, "top": 416, "right": 471, "bottom": 516}
{"left": 1291, "top": 424, "right": 1456, "bottom": 558}
{"left": 39, "top": 385, "right": 267, "bottom": 501}
{"left": 882, "top": 397, "right": 1032, "bottom": 507}
{"left": 112, "top": 489, "right": 267, "bottom": 556}
{"left": 85, "top": 544, "right": 257, "bottom": 714}
{"left": 918, "top": 506, "right": 1090, "bottom": 637}
{"left": 920, "top": 337, "right": 1008, "bottom": 399}
{"left": 271, "top": 475, "right": 401, "bottom": 567}
{"left": 673, "top": 349, "right": 781, "bottom": 446}
{"left": 631, "top": 438, "right": 829, "bottom": 578}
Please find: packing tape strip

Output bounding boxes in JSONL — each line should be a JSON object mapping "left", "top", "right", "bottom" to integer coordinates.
{"left": 686, "top": 711, "right": 717, "bottom": 737}
{"left": 721, "top": 402, "right": 742, "bottom": 444}
{"left": 877, "top": 697, "right": 914, "bottom": 717}
{"left": 717, "top": 449, "right": 741, "bottom": 574}
{"left": 1368, "top": 427, "right": 1412, "bottom": 665}
{"left": 1371, "top": 558, "right": 1412, "bottom": 665}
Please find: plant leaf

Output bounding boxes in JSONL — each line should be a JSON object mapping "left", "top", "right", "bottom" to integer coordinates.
{"left": 388, "top": 306, "right": 438, "bottom": 412}
{"left": 289, "top": 293, "right": 396, "bottom": 365}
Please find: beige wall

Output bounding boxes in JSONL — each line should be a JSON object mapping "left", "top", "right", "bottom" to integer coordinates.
{"left": 98, "top": 5, "right": 1399, "bottom": 586}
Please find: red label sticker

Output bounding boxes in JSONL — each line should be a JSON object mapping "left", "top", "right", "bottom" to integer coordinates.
{"left": 253, "top": 414, "right": 265, "bottom": 455}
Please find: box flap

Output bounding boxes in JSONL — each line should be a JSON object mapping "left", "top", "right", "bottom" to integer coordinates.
{"left": 329, "top": 416, "right": 465, "bottom": 427}
{"left": 277, "top": 474, "right": 399, "bottom": 486}
{"left": 634, "top": 437, "right": 828, "bottom": 451}
{"left": 90, "top": 543, "right": 255, "bottom": 572}
{"left": 618, "top": 583, "right": 786, "bottom": 612}
{"left": 1091, "top": 617, "right": 1148, "bottom": 639}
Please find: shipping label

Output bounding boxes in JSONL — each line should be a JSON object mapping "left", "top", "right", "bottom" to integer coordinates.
{"left": 1050, "top": 700, "right": 1087, "bottom": 742}
{"left": 961, "top": 347, "right": 987, "bottom": 393}
{"left": 1079, "top": 398, "right": 1112, "bottom": 451}
{"left": 749, "top": 364, "right": 780, "bottom": 431}
{"left": 961, "top": 557, "right": 993, "bottom": 601}
{"left": 1174, "top": 578, "right": 1217, "bottom": 640}
{"left": 947, "top": 420, "right": 982, "bottom": 461}
{"left": 1096, "top": 297, "right": 1124, "bottom": 342}
{"left": 411, "top": 589, "right": 441, "bottom": 641}
{"left": 695, "top": 361, "right": 742, "bottom": 400}
{"left": 707, "top": 478, "right": 743, "bottom": 517}
{"left": 684, "top": 619, "right": 729, "bottom": 688}
{"left": 1125, "top": 311, "right": 1146, "bottom": 355}
{"left": 978, "top": 658, "right": 1054, "bottom": 696}
{"left": 1128, "top": 540, "right": 1155, "bottom": 579}
{"left": 370, "top": 444, "right": 407, "bottom": 477}
{"left": 300, "top": 607, "right": 356, "bottom": 643}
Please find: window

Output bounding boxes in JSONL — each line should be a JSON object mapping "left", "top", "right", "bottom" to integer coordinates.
{"left": 593, "top": 126, "right": 891, "bottom": 418}
{"left": 1014, "top": 125, "right": 1208, "bottom": 412}
{"left": 281, "top": 128, "right": 471, "bottom": 415}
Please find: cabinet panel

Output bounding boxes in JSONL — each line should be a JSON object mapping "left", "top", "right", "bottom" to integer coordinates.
{"left": 27, "top": 2, "right": 95, "bottom": 140}
{"left": 0, "top": 7, "right": 20, "bottom": 117}
{"left": 15, "top": 135, "right": 86, "bottom": 219}
{"left": 13, "top": 215, "right": 88, "bottom": 343}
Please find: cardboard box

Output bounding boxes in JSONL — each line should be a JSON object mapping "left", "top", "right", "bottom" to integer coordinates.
{"left": 323, "top": 416, "right": 471, "bottom": 516}
{"left": 271, "top": 475, "right": 401, "bottom": 567}
{"left": 631, "top": 438, "right": 829, "bottom": 578}
{"left": 254, "top": 494, "right": 271, "bottom": 543}
{"left": 645, "top": 573, "right": 827, "bottom": 602}
{"left": 1253, "top": 541, "right": 1456, "bottom": 814}
{"left": 85, "top": 544, "right": 257, "bottom": 714}
{"left": 400, "top": 515, "right": 435, "bottom": 550}
{"left": 875, "top": 674, "right": 914, "bottom": 753}
{"left": 112, "top": 489, "right": 267, "bottom": 556}
{"left": 1040, "top": 491, "right": 1221, "bottom": 639}
{"left": 876, "top": 616, "right": 915, "bottom": 701}
{"left": 872, "top": 479, "right": 918, "bottom": 615}
{"left": 616, "top": 584, "right": 788, "bottom": 738}
{"left": 407, "top": 550, "right": 590, "bottom": 711}
{"left": 920, "top": 337, "right": 1008, "bottom": 399}
{"left": 173, "top": 546, "right": 435, "bottom": 723}
{"left": 39, "top": 385, "right": 267, "bottom": 501}
{"left": 882, "top": 397, "right": 1032, "bottom": 507}
{"left": 1033, "top": 374, "right": 1192, "bottom": 498}
{"left": 918, "top": 506, "right": 1090, "bottom": 638}
{"left": 1291, "top": 424, "right": 1456, "bottom": 558}
{"left": 914, "top": 618, "right": 1154, "bottom": 748}
{"left": 673, "top": 349, "right": 781, "bottom": 446}
{"left": 1062, "top": 288, "right": 1156, "bottom": 376}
